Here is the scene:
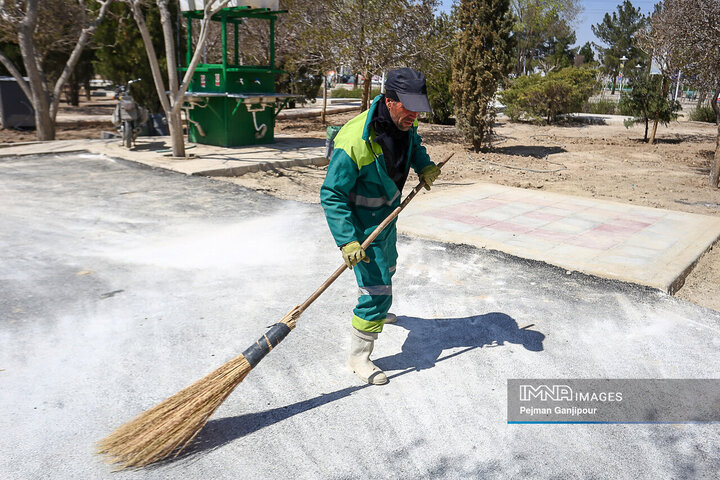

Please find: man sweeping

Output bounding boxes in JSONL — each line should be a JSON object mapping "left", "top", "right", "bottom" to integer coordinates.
{"left": 320, "top": 68, "right": 440, "bottom": 385}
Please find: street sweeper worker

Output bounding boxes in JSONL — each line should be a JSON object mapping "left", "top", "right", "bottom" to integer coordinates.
{"left": 320, "top": 68, "right": 440, "bottom": 385}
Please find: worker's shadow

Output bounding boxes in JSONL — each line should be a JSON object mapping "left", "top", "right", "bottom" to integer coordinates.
{"left": 375, "top": 313, "right": 544, "bottom": 371}
{"left": 165, "top": 313, "right": 543, "bottom": 466}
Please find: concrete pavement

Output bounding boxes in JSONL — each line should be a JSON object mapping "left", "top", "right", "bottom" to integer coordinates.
{"left": 1, "top": 135, "right": 718, "bottom": 296}
{"left": 0, "top": 135, "right": 329, "bottom": 177}
{"left": 32, "top": 99, "right": 363, "bottom": 177}
{"left": 400, "top": 182, "right": 720, "bottom": 294}
{"left": 2, "top": 153, "right": 720, "bottom": 479}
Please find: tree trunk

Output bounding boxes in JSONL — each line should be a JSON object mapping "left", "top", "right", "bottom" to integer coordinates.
{"left": 321, "top": 74, "right": 327, "bottom": 124}
{"left": 1, "top": 0, "right": 111, "bottom": 140}
{"left": 361, "top": 70, "right": 372, "bottom": 112}
{"left": 649, "top": 76, "right": 671, "bottom": 145}
{"left": 130, "top": 1, "right": 180, "bottom": 155}
{"left": 644, "top": 118, "right": 649, "bottom": 142}
{"left": 168, "top": 110, "right": 185, "bottom": 158}
{"left": 649, "top": 118, "right": 659, "bottom": 144}
{"left": 68, "top": 77, "right": 80, "bottom": 106}
{"left": 710, "top": 88, "right": 720, "bottom": 188}
{"left": 474, "top": 113, "right": 484, "bottom": 151}
{"left": 50, "top": 0, "right": 113, "bottom": 127}
{"left": 17, "top": 18, "right": 54, "bottom": 140}
{"left": 611, "top": 72, "right": 617, "bottom": 95}
{"left": 697, "top": 91, "right": 707, "bottom": 108}
{"left": 152, "top": 0, "right": 232, "bottom": 158}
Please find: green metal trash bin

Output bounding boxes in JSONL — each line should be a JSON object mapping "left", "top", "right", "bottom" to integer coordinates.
{"left": 325, "top": 125, "right": 342, "bottom": 159}
{"left": 180, "top": 3, "right": 297, "bottom": 147}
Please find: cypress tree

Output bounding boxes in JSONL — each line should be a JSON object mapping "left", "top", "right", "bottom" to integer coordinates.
{"left": 452, "top": 0, "right": 514, "bottom": 151}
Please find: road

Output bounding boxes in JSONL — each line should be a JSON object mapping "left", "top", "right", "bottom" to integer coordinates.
{"left": 2, "top": 153, "right": 719, "bottom": 479}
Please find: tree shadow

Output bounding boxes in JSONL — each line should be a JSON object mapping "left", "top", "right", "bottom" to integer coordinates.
{"left": 493, "top": 145, "right": 566, "bottom": 158}
{"left": 129, "top": 141, "right": 167, "bottom": 152}
{"left": 154, "top": 313, "right": 544, "bottom": 467}
{"left": 629, "top": 134, "right": 716, "bottom": 145}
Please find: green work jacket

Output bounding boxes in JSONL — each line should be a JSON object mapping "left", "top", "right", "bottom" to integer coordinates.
{"left": 320, "top": 95, "right": 433, "bottom": 247}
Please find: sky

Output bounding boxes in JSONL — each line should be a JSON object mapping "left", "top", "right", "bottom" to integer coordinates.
{"left": 439, "top": 0, "right": 660, "bottom": 49}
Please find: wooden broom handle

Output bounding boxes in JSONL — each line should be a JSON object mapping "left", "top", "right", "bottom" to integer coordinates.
{"left": 297, "top": 152, "right": 454, "bottom": 313}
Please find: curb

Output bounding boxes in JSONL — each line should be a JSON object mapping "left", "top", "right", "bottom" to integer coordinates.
{"left": 194, "top": 155, "right": 329, "bottom": 177}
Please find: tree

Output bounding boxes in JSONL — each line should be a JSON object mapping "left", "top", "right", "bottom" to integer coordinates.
{"left": 123, "top": 0, "right": 232, "bottom": 158}
{"left": 500, "top": 67, "right": 598, "bottom": 124}
{"left": 281, "top": 0, "right": 438, "bottom": 113}
{"left": 281, "top": 0, "right": 337, "bottom": 122}
{"left": 535, "top": 29, "right": 576, "bottom": 74}
{"left": 420, "top": 11, "right": 457, "bottom": 125}
{"left": 327, "top": 0, "right": 438, "bottom": 112}
{"left": 94, "top": 1, "right": 172, "bottom": 113}
{"left": 591, "top": 0, "right": 647, "bottom": 94}
{"left": 0, "top": 0, "right": 113, "bottom": 140}
{"left": 633, "top": 2, "right": 684, "bottom": 145}
{"left": 512, "top": 0, "right": 580, "bottom": 75}
{"left": 619, "top": 71, "right": 681, "bottom": 142}
{"left": 577, "top": 41, "right": 595, "bottom": 66}
{"left": 650, "top": 0, "right": 720, "bottom": 187}
{"left": 452, "top": 0, "right": 514, "bottom": 150}
{"left": 64, "top": 48, "right": 96, "bottom": 105}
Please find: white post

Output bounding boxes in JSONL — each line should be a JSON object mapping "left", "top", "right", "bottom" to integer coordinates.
{"left": 381, "top": 71, "right": 386, "bottom": 94}
{"left": 674, "top": 70, "right": 682, "bottom": 101}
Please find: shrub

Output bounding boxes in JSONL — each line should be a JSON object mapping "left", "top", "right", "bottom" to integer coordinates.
{"left": 688, "top": 104, "right": 717, "bottom": 123}
{"left": 618, "top": 74, "right": 681, "bottom": 142}
{"left": 584, "top": 99, "right": 618, "bottom": 115}
{"left": 330, "top": 87, "right": 381, "bottom": 99}
{"left": 499, "top": 67, "right": 599, "bottom": 124}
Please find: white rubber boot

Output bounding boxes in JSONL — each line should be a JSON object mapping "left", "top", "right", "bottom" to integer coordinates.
{"left": 348, "top": 328, "right": 388, "bottom": 385}
{"left": 384, "top": 313, "right": 397, "bottom": 324}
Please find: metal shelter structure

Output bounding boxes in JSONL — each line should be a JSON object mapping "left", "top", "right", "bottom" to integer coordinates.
{"left": 180, "top": 1, "right": 296, "bottom": 147}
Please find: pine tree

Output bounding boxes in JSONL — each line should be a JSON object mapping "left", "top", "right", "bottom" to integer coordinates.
{"left": 452, "top": 0, "right": 514, "bottom": 151}
{"left": 591, "top": 0, "right": 647, "bottom": 94}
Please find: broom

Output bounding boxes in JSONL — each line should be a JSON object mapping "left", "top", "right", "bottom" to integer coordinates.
{"left": 98, "top": 152, "right": 454, "bottom": 469}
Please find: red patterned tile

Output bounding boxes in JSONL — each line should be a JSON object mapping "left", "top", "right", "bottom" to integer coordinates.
{"left": 486, "top": 221, "right": 533, "bottom": 234}
{"left": 524, "top": 211, "right": 565, "bottom": 222}
{"left": 528, "top": 229, "right": 574, "bottom": 242}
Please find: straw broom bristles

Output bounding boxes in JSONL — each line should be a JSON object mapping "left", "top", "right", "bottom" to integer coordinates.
{"left": 98, "top": 309, "right": 300, "bottom": 469}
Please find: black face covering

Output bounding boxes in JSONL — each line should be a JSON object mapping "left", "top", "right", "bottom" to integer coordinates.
{"left": 370, "top": 97, "right": 411, "bottom": 192}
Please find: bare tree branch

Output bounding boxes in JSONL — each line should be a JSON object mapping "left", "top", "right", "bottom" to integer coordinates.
{"left": 50, "top": 0, "right": 114, "bottom": 120}
{"left": 0, "top": 50, "right": 32, "bottom": 99}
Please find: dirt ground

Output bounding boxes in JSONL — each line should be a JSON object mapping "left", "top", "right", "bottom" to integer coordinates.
{"left": 2, "top": 101, "right": 719, "bottom": 312}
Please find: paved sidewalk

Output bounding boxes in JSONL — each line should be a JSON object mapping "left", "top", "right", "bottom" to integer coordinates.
{"left": 400, "top": 182, "right": 720, "bottom": 293}
{"left": 5, "top": 101, "right": 361, "bottom": 176}
{"left": 0, "top": 135, "right": 328, "bottom": 176}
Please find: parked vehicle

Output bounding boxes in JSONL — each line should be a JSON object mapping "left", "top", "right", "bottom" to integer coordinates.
{"left": 112, "top": 79, "right": 148, "bottom": 148}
